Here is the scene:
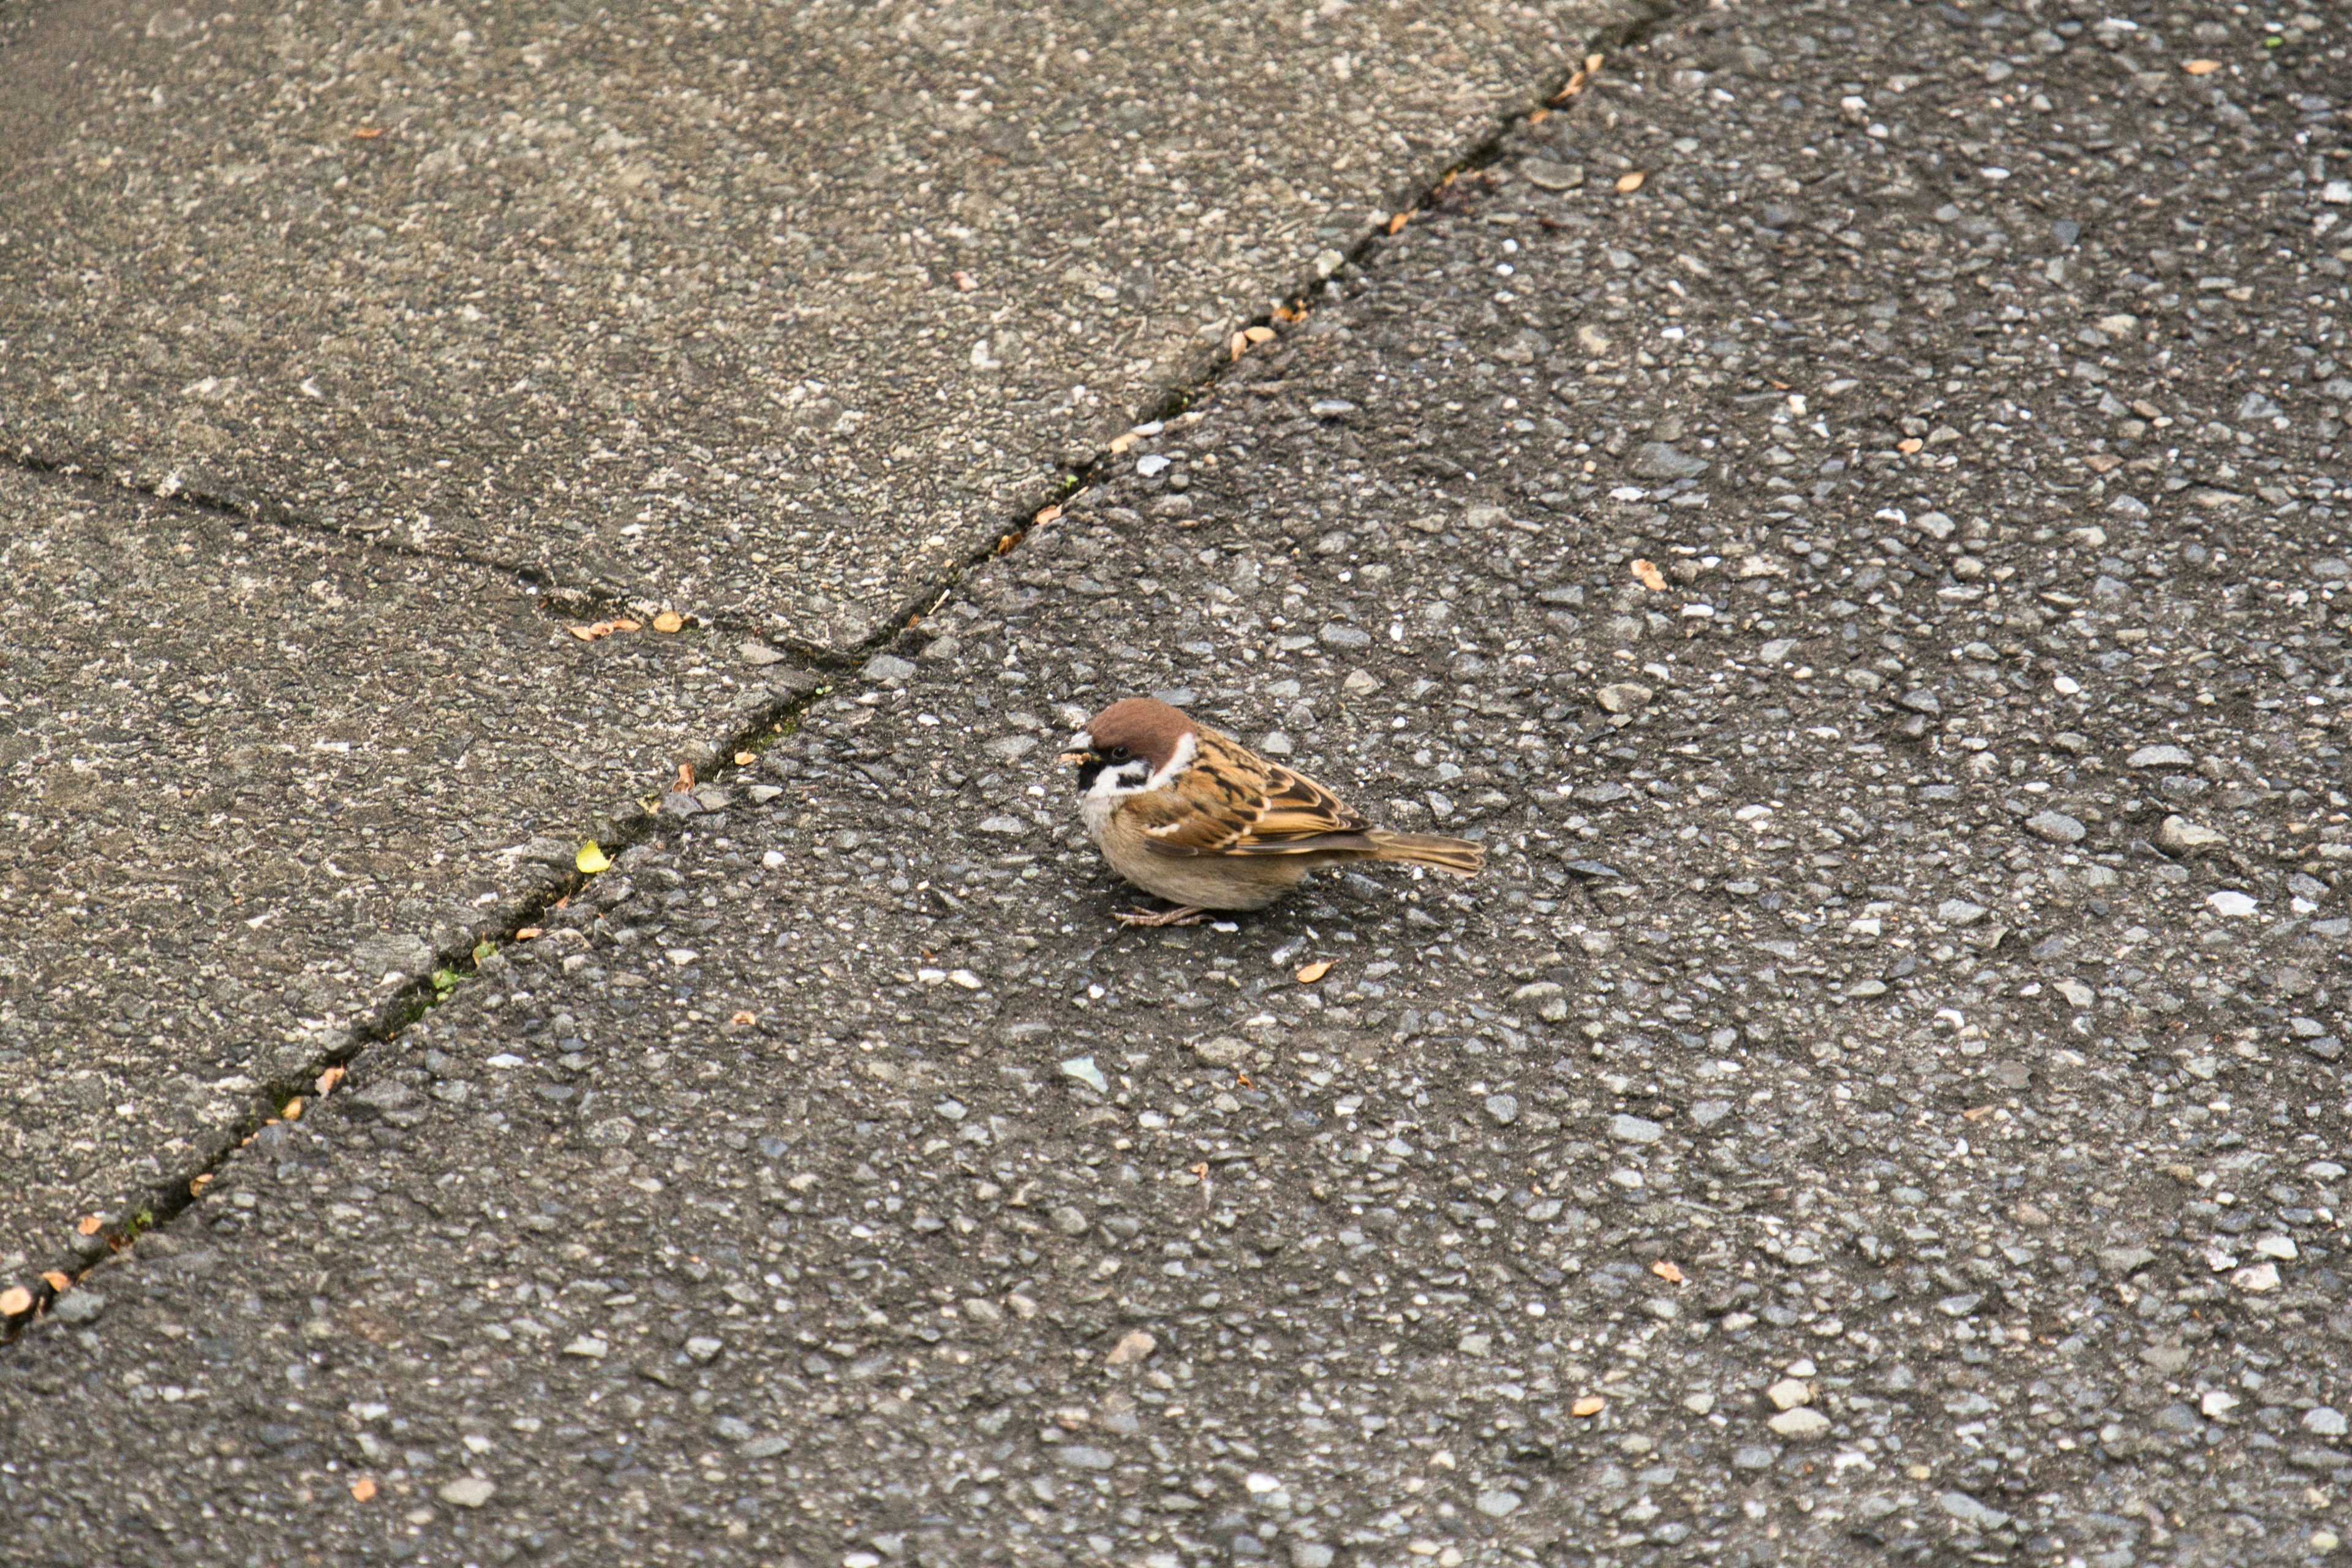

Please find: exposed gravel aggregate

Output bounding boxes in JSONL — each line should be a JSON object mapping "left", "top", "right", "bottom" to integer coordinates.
{"left": 0, "top": 0, "right": 1629, "bottom": 652}
{"left": 7, "top": 2, "right": 2352, "bottom": 1566}
{"left": 0, "top": 466, "right": 787, "bottom": 1283}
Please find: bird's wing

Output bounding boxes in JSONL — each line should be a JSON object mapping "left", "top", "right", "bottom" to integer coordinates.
{"left": 1128, "top": 728, "right": 1371, "bottom": 858}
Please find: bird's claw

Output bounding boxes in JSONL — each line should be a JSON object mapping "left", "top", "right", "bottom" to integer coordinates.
{"left": 1114, "top": 905, "right": 1209, "bottom": 928}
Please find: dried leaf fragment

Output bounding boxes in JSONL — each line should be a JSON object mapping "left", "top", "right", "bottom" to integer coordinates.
{"left": 2182, "top": 58, "right": 2221, "bottom": 74}
{"left": 952, "top": 270, "right": 978, "bottom": 292}
{"left": 1651, "top": 1259, "right": 1686, "bottom": 1284}
{"left": 1897, "top": 437, "right": 1924, "bottom": 454}
{"left": 1550, "top": 53, "right": 1604, "bottom": 102}
{"left": 1033, "top": 503, "right": 1063, "bottom": 527}
{"left": 577, "top": 842, "right": 611, "bottom": 875}
{"left": 1572, "top": 1395, "right": 1607, "bottom": 1417}
{"left": 1109, "top": 429, "right": 1143, "bottom": 453}
{"left": 41, "top": 1271, "right": 70, "bottom": 1294}
{"left": 1296, "top": 959, "right": 1333, "bottom": 984}
{"left": 317, "top": 1066, "right": 346, "bottom": 1096}
{"left": 1615, "top": 170, "right": 1648, "bottom": 194}
{"left": 0, "top": 1287, "right": 31, "bottom": 1317}
{"left": 350, "top": 1477, "right": 379, "bottom": 1502}
{"left": 568, "top": 623, "right": 612, "bottom": 642}
{"left": 189, "top": 1172, "right": 214, "bottom": 1197}
{"left": 1388, "top": 210, "right": 1412, "bottom": 235}
{"left": 1962, "top": 1104, "right": 1996, "bottom": 1123}
{"left": 733, "top": 750, "right": 756, "bottom": 767}
{"left": 76, "top": 1215, "right": 102, "bottom": 1237}
{"left": 1632, "top": 558, "right": 1668, "bottom": 592}
{"left": 1245, "top": 325, "right": 1278, "bottom": 345}
{"left": 729, "top": 1009, "right": 757, "bottom": 1027}
{"left": 1104, "top": 1329, "right": 1158, "bottom": 1366}
{"left": 674, "top": 762, "right": 697, "bottom": 793}
{"left": 514, "top": 926, "right": 544, "bottom": 941}
{"left": 282, "top": 1096, "right": 306, "bottom": 1122}
{"left": 652, "top": 611, "right": 685, "bottom": 634}
{"left": 353, "top": 126, "right": 385, "bottom": 140}
{"left": 610, "top": 618, "right": 641, "bottom": 632}
{"left": 1230, "top": 331, "right": 1250, "bottom": 361}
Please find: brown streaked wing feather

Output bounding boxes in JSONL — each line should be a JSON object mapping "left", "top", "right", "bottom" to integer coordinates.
{"left": 1123, "top": 787, "right": 1246, "bottom": 854}
{"left": 1246, "top": 760, "right": 1369, "bottom": 840}
{"left": 1133, "top": 729, "right": 1368, "bottom": 858}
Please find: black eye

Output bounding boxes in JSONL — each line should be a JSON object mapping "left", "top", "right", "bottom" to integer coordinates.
{"left": 1109, "top": 745, "right": 1130, "bottom": 761}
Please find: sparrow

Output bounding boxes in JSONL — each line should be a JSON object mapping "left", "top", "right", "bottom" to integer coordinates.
{"left": 1059, "top": 696, "right": 1485, "bottom": 927}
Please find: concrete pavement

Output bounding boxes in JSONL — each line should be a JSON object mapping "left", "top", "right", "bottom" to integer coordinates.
{"left": 1, "top": 0, "right": 1634, "bottom": 652}
{"left": 0, "top": 0, "right": 1630, "bottom": 1312}
{"left": 9, "top": 0, "right": 2352, "bottom": 1564}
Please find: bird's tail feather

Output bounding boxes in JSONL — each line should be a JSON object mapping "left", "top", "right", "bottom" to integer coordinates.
{"left": 1365, "top": 830, "right": 1484, "bottom": 877}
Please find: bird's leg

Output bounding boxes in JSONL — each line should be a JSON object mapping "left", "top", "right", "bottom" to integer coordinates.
{"left": 1114, "top": 904, "right": 1209, "bottom": 928}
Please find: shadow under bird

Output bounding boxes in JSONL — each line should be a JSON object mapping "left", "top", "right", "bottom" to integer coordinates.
{"left": 1058, "top": 696, "right": 1484, "bottom": 927}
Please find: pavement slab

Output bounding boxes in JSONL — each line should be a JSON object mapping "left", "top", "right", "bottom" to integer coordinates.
{"left": 0, "top": 0, "right": 1635, "bottom": 652}
{"left": 9, "top": 2, "right": 2352, "bottom": 1566}
{"left": 0, "top": 464, "right": 801, "bottom": 1281}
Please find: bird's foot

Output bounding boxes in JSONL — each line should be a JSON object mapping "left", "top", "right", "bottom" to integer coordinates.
{"left": 1114, "top": 905, "right": 1210, "bottom": 928}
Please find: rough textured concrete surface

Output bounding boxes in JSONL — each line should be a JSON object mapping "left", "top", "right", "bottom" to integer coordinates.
{"left": 9, "top": 0, "right": 2352, "bottom": 1565}
{"left": 0, "top": 465, "right": 800, "bottom": 1276}
{"left": 0, "top": 0, "right": 1630, "bottom": 651}
{"left": 10, "top": 4, "right": 2352, "bottom": 1563}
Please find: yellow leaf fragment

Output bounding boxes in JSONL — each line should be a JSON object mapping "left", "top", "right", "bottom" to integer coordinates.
{"left": 1616, "top": 170, "right": 1647, "bottom": 194}
{"left": 1388, "top": 210, "right": 1412, "bottom": 235}
{"left": 282, "top": 1096, "right": 304, "bottom": 1122}
{"left": 40, "top": 1270, "right": 70, "bottom": 1294}
{"left": 1245, "top": 325, "right": 1278, "bottom": 345}
{"left": 1296, "top": 960, "right": 1333, "bottom": 984}
{"left": 1652, "top": 1259, "right": 1686, "bottom": 1284}
{"left": 1632, "top": 559, "right": 1668, "bottom": 592}
{"left": 1572, "top": 1395, "right": 1607, "bottom": 1417}
{"left": 577, "top": 842, "right": 611, "bottom": 874}
{"left": 1897, "top": 437, "right": 1924, "bottom": 454}
{"left": 0, "top": 1287, "right": 31, "bottom": 1317}
{"left": 76, "top": 1215, "right": 102, "bottom": 1237}
{"left": 652, "top": 611, "right": 684, "bottom": 633}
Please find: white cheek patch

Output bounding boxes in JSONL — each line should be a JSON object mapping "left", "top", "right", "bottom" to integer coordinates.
{"left": 1085, "top": 759, "right": 1154, "bottom": 800}
{"left": 1145, "top": 731, "right": 1198, "bottom": 791}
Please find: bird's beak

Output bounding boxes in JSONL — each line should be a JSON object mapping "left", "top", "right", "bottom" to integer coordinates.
{"left": 1058, "top": 731, "right": 1096, "bottom": 767}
